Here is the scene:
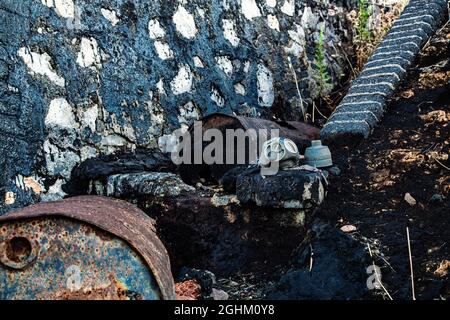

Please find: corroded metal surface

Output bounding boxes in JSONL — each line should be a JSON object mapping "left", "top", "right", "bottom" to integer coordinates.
{"left": 0, "top": 196, "right": 175, "bottom": 300}
{"left": 0, "top": 217, "right": 160, "bottom": 299}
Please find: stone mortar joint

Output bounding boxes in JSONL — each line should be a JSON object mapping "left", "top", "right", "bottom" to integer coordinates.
{"left": 320, "top": 0, "right": 449, "bottom": 143}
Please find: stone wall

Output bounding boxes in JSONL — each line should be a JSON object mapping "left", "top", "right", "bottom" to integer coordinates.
{"left": 0, "top": 0, "right": 391, "bottom": 212}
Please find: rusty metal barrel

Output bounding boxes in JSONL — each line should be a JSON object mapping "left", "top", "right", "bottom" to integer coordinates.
{"left": 0, "top": 196, "right": 175, "bottom": 300}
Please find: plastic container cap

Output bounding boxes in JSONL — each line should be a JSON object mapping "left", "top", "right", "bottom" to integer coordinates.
{"left": 304, "top": 140, "right": 333, "bottom": 168}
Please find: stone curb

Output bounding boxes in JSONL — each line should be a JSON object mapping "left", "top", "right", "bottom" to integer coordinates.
{"left": 321, "top": 0, "right": 449, "bottom": 142}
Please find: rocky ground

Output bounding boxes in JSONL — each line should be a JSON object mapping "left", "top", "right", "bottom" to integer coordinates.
{"left": 178, "top": 21, "right": 449, "bottom": 301}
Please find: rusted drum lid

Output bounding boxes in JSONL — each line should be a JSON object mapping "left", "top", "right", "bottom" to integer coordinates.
{"left": 0, "top": 196, "right": 175, "bottom": 300}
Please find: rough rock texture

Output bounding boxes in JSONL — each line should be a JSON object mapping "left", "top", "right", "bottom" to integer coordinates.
{"left": 266, "top": 220, "right": 371, "bottom": 299}
{"left": 321, "top": 0, "right": 449, "bottom": 143}
{"left": 106, "top": 172, "right": 196, "bottom": 198}
{"left": 116, "top": 190, "right": 313, "bottom": 275}
{"left": 236, "top": 166, "right": 327, "bottom": 208}
{"left": 0, "top": 0, "right": 366, "bottom": 214}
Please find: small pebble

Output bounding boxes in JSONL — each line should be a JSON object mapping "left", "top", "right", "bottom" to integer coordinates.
{"left": 404, "top": 193, "right": 417, "bottom": 206}
{"left": 212, "top": 288, "right": 229, "bottom": 300}
{"left": 340, "top": 224, "right": 357, "bottom": 233}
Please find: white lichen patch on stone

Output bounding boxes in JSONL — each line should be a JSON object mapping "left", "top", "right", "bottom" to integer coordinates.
{"left": 211, "top": 194, "right": 240, "bottom": 207}
{"left": 17, "top": 48, "right": 65, "bottom": 87}
{"left": 193, "top": 56, "right": 204, "bottom": 68}
{"left": 122, "top": 122, "right": 137, "bottom": 142}
{"left": 234, "top": 83, "right": 246, "bottom": 95}
{"left": 215, "top": 56, "right": 234, "bottom": 76}
{"left": 145, "top": 99, "right": 165, "bottom": 137}
{"left": 101, "top": 8, "right": 120, "bottom": 26}
{"left": 241, "top": 0, "right": 261, "bottom": 20}
{"left": 211, "top": 87, "right": 225, "bottom": 107}
{"left": 285, "top": 24, "right": 306, "bottom": 56}
{"left": 43, "top": 139, "right": 80, "bottom": 179}
{"left": 302, "top": 181, "right": 312, "bottom": 200}
{"left": 101, "top": 134, "right": 128, "bottom": 147}
{"left": 171, "top": 64, "right": 193, "bottom": 95}
{"left": 256, "top": 64, "right": 274, "bottom": 107}
{"left": 301, "top": 6, "right": 319, "bottom": 29}
{"left": 41, "top": 179, "right": 67, "bottom": 202}
{"left": 55, "top": 0, "right": 75, "bottom": 18}
{"left": 76, "top": 37, "right": 101, "bottom": 68}
{"left": 42, "top": 0, "right": 75, "bottom": 19}
{"left": 156, "top": 78, "right": 166, "bottom": 95}
{"left": 266, "top": 0, "right": 277, "bottom": 8}
{"left": 196, "top": 7, "right": 205, "bottom": 19}
{"left": 80, "top": 146, "right": 98, "bottom": 161}
{"left": 267, "top": 14, "right": 280, "bottom": 31}
{"left": 222, "top": 19, "right": 240, "bottom": 47}
{"left": 178, "top": 101, "right": 201, "bottom": 127}
{"left": 158, "top": 132, "right": 186, "bottom": 153}
{"left": 222, "top": 0, "right": 231, "bottom": 10}
{"left": 243, "top": 61, "right": 251, "bottom": 73}
{"left": 154, "top": 41, "right": 174, "bottom": 60}
{"left": 45, "top": 98, "right": 77, "bottom": 129}
{"left": 148, "top": 19, "right": 166, "bottom": 39}
{"left": 173, "top": 6, "right": 198, "bottom": 39}
{"left": 81, "top": 104, "right": 98, "bottom": 132}
{"left": 281, "top": 0, "right": 295, "bottom": 16}
{"left": 41, "top": 0, "right": 54, "bottom": 8}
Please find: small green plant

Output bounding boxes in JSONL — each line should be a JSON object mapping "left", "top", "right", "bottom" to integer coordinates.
{"left": 313, "top": 26, "right": 332, "bottom": 99}
{"left": 357, "top": 0, "right": 372, "bottom": 41}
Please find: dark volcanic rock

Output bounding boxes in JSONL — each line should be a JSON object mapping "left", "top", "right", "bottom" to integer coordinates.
{"left": 66, "top": 149, "right": 175, "bottom": 194}
{"left": 266, "top": 221, "right": 371, "bottom": 300}
{"left": 236, "top": 167, "right": 326, "bottom": 208}
{"left": 135, "top": 193, "right": 312, "bottom": 276}
{"left": 178, "top": 267, "right": 217, "bottom": 296}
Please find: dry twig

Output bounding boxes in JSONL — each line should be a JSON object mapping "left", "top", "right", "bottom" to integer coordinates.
{"left": 367, "top": 243, "right": 393, "bottom": 300}
{"left": 406, "top": 227, "right": 416, "bottom": 300}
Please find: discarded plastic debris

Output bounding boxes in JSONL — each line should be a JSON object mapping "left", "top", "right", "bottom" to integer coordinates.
{"left": 304, "top": 140, "right": 333, "bottom": 168}
{"left": 259, "top": 137, "right": 301, "bottom": 169}
{"left": 0, "top": 196, "right": 175, "bottom": 300}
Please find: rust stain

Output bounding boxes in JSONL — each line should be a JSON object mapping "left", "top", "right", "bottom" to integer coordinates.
{"left": 0, "top": 196, "right": 176, "bottom": 300}
{"left": 175, "top": 279, "right": 201, "bottom": 300}
{"left": 44, "top": 276, "right": 134, "bottom": 300}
